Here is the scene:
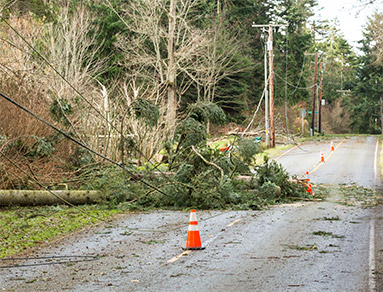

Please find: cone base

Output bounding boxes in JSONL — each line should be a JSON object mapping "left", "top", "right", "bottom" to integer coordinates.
{"left": 183, "top": 246, "right": 206, "bottom": 250}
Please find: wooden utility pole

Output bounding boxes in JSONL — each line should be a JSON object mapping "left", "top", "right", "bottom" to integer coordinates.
{"left": 264, "top": 33, "right": 269, "bottom": 147}
{"left": 311, "top": 52, "right": 318, "bottom": 136}
{"left": 268, "top": 25, "right": 275, "bottom": 147}
{"left": 318, "top": 61, "right": 323, "bottom": 134}
{"left": 252, "top": 23, "right": 288, "bottom": 148}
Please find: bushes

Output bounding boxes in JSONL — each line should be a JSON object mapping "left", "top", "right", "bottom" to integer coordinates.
{"left": 254, "top": 156, "right": 305, "bottom": 199}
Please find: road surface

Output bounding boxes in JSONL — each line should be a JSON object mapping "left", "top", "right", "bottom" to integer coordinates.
{"left": 274, "top": 136, "right": 380, "bottom": 189}
{"left": 0, "top": 136, "right": 381, "bottom": 291}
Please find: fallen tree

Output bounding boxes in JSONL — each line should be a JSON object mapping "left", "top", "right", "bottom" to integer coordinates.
{"left": 0, "top": 190, "right": 103, "bottom": 206}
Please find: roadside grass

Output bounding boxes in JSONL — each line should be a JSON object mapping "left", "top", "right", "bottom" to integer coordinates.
{"left": 208, "top": 135, "right": 297, "bottom": 165}
{"left": 254, "top": 144, "right": 294, "bottom": 164}
{"left": 0, "top": 204, "right": 121, "bottom": 259}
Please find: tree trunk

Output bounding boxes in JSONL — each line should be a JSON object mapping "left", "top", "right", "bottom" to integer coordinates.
{"left": 0, "top": 190, "right": 103, "bottom": 206}
{"left": 380, "top": 94, "right": 383, "bottom": 135}
{"left": 167, "top": 0, "right": 177, "bottom": 133}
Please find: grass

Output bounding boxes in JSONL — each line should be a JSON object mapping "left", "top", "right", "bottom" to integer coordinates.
{"left": 253, "top": 144, "right": 296, "bottom": 164}
{"left": 0, "top": 204, "right": 121, "bottom": 259}
{"left": 208, "top": 135, "right": 297, "bottom": 165}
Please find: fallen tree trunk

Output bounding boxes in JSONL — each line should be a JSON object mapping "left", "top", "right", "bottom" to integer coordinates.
{"left": 0, "top": 190, "right": 104, "bottom": 206}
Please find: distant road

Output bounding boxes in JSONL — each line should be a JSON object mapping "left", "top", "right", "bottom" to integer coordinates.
{"left": 274, "top": 136, "right": 381, "bottom": 188}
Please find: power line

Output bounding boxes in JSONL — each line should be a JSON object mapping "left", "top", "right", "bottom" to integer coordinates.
{"left": 0, "top": 149, "right": 113, "bottom": 224}
{"left": 0, "top": 11, "right": 179, "bottom": 188}
{"left": 289, "top": 55, "right": 308, "bottom": 95}
{"left": 0, "top": 91, "right": 171, "bottom": 198}
{"left": 284, "top": 29, "right": 289, "bottom": 137}
{"left": 241, "top": 73, "right": 271, "bottom": 137}
{"left": 274, "top": 72, "right": 315, "bottom": 90}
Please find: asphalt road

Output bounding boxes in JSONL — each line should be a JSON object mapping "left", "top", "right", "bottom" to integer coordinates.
{"left": 274, "top": 136, "right": 380, "bottom": 188}
{"left": 0, "top": 136, "right": 381, "bottom": 292}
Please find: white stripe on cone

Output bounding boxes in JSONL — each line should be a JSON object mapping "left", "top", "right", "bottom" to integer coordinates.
{"left": 188, "top": 225, "right": 199, "bottom": 231}
{"left": 189, "top": 212, "right": 197, "bottom": 222}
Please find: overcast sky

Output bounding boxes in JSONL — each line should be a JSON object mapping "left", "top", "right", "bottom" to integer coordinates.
{"left": 314, "top": 0, "right": 382, "bottom": 49}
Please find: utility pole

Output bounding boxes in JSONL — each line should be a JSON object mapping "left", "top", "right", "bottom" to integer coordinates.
{"left": 263, "top": 33, "right": 269, "bottom": 147}
{"left": 310, "top": 52, "right": 318, "bottom": 136}
{"left": 318, "top": 61, "right": 323, "bottom": 134}
{"left": 268, "top": 25, "right": 275, "bottom": 147}
{"left": 252, "top": 23, "right": 288, "bottom": 148}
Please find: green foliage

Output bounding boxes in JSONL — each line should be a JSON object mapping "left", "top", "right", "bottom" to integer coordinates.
{"left": 49, "top": 99, "right": 73, "bottom": 128}
{"left": 5, "top": 136, "right": 55, "bottom": 158}
{"left": 82, "top": 0, "right": 127, "bottom": 80}
{"left": 352, "top": 15, "right": 383, "bottom": 134}
{"left": 188, "top": 102, "right": 226, "bottom": 125}
{"left": 70, "top": 147, "right": 94, "bottom": 168}
{"left": 2, "top": 0, "right": 59, "bottom": 21}
{"left": 132, "top": 98, "right": 160, "bottom": 128}
{"left": 254, "top": 156, "right": 306, "bottom": 199}
{"left": 83, "top": 165, "right": 132, "bottom": 206}
{"left": 235, "top": 137, "right": 262, "bottom": 165}
{"left": 29, "top": 136, "right": 55, "bottom": 157}
{"left": 174, "top": 164, "right": 193, "bottom": 184}
{"left": 175, "top": 118, "right": 207, "bottom": 150}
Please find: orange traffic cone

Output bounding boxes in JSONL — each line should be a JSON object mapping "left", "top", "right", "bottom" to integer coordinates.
{"left": 320, "top": 151, "right": 325, "bottom": 162}
{"left": 330, "top": 140, "right": 335, "bottom": 151}
{"left": 185, "top": 209, "right": 205, "bottom": 250}
{"left": 306, "top": 183, "right": 313, "bottom": 196}
{"left": 305, "top": 171, "right": 310, "bottom": 183}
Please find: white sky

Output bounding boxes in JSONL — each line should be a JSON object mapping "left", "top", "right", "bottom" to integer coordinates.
{"left": 314, "top": 0, "right": 382, "bottom": 49}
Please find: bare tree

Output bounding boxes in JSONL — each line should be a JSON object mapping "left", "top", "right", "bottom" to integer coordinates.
{"left": 114, "top": 0, "right": 208, "bottom": 135}
{"left": 366, "top": 12, "right": 383, "bottom": 66}
{"left": 42, "top": 5, "right": 112, "bottom": 155}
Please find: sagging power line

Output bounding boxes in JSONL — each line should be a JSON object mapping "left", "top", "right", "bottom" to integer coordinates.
{"left": 252, "top": 22, "right": 288, "bottom": 148}
{"left": 0, "top": 91, "right": 171, "bottom": 198}
{"left": 0, "top": 10, "right": 181, "bottom": 189}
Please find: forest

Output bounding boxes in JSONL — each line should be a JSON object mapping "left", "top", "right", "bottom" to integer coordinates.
{"left": 0, "top": 0, "right": 382, "bottom": 209}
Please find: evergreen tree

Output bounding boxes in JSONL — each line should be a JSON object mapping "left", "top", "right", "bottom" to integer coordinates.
{"left": 353, "top": 13, "right": 383, "bottom": 133}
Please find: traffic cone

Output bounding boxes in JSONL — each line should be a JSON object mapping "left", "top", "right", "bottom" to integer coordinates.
{"left": 306, "top": 183, "right": 313, "bottom": 196}
{"left": 185, "top": 210, "right": 205, "bottom": 250}
{"left": 305, "top": 171, "right": 310, "bottom": 183}
{"left": 330, "top": 140, "right": 335, "bottom": 151}
{"left": 320, "top": 151, "right": 325, "bottom": 162}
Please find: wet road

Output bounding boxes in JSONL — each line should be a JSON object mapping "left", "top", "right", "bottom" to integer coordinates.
{"left": 275, "top": 136, "right": 380, "bottom": 188}
{"left": 0, "top": 136, "right": 381, "bottom": 292}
